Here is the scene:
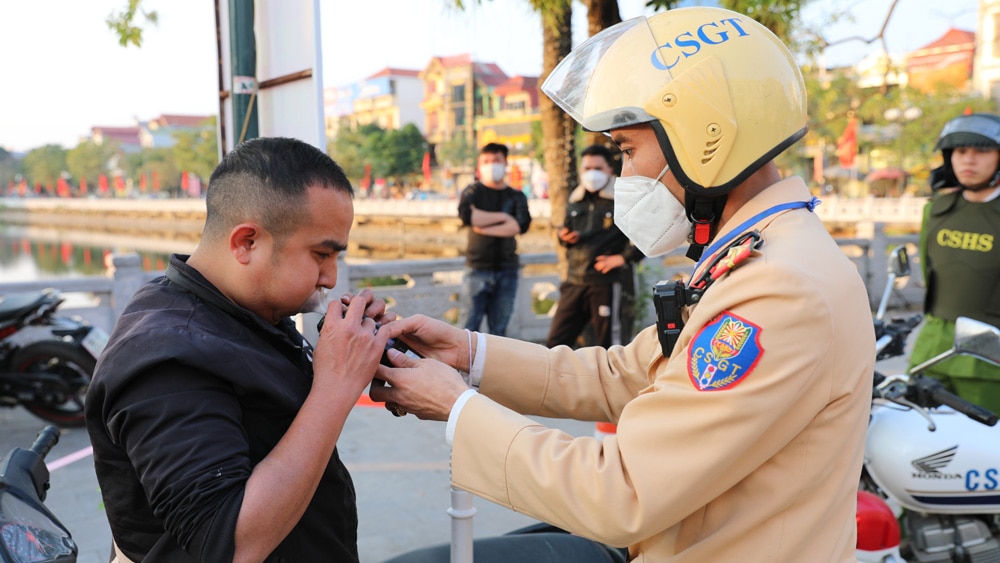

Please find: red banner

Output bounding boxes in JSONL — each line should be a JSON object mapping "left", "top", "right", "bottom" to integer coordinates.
{"left": 836, "top": 116, "right": 858, "bottom": 168}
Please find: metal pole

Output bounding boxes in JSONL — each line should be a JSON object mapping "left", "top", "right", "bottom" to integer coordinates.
{"left": 448, "top": 487, "right": 476, "bottom": 563}
{"left": 229, "top": 0, "right": 258, "bottom": 144}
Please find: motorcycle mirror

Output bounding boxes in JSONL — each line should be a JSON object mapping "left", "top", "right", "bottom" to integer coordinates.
{"left": 954, "top": 317, "right": 1000, "bottom": 367}
{"left": 876, "top": 246, "right": 911, "bottom": 321}
{"left": 888, "top": 246, "right": 910, "bottom": 278}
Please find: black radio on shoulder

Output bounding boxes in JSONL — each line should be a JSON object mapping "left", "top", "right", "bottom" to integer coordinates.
{"left": 316, "top": 315, "right": 421, "bottom": 367}
{"left": 652, "top": 280, "right": 700, "bottom": 358}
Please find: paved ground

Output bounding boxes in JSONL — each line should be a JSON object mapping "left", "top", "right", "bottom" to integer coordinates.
{"left": 0, "top": 398, "right": 593, "bottom": 563}
{"left": 0, "top": 331, "right": 914, "bottom": 563}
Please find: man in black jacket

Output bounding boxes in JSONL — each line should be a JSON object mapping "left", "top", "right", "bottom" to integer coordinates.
{"left": 457, "top": 142, "right": 532, "bottom": 336}
{"left": 546, "top": 144, "right": 644, "bottom": 348}
{"left": 86, "top": 137, "right": 394, "bottom": 562}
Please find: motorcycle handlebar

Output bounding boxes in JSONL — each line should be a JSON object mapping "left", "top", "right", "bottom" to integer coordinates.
{"left": 30, "top": 426, "right": 60, "bottom": 458}
{"left": 910, "top": 376, "right": 999, "bottom": 427}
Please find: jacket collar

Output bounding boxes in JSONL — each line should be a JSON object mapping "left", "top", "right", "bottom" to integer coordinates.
{"left": 568, "top": 182, "right": 615, "bottom": 203}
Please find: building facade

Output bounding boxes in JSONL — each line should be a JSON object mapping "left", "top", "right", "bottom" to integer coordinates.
{"left": 419, "top": 54, "right": 509, "bottom": 162}
{"left": 907, "top": 28, "right": 977, "bottom": 93}
{"left": 974, "top": 0, "right": 1000, "bottom": 100}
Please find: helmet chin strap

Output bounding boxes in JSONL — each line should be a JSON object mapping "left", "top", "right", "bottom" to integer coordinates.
{"left": 684, "top": 192, "right": 728, "bottom": 261}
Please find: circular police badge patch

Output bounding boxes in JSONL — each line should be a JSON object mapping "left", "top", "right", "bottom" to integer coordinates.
{"left": 687, "top": 311, "right": 764, "bottom": 391}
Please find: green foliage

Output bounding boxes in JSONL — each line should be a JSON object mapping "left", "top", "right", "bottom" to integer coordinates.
{"left": 437, "top": 131, "right": 478, "bottom": 170}
{"left": 22, "top": 145, "right": 68, "bottom": 188}
{"left": 66, "top": 141, "right": 115, "bottom": 185}
{"left": 330, "top": 123, "right": 428, "bottom": 185}
{"left": 107, "top": 0, "right": 158, "bottom": 48}
{"left": 123, "top": 148, "right": 181, "bottom": 194}
{"left": 171, "top": 116, "right": 219, "bottom": 180}
{"left": 0, "top": 148, "right": 22, "bottom": 190}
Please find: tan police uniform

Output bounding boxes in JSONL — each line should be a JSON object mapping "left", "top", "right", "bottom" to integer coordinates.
{"left": 451, "top": 177, "right": 875, "bottom": 562}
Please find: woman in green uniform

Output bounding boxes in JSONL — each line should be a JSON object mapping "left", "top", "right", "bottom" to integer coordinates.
{"left": 910, "top": 113, "right": 1000, "bottom": 412}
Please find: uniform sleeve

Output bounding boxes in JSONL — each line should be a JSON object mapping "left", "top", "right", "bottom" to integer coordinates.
{"left": 451, "top": 259, "right": 865, "bottom": 547}
{"left": 106, "top": 361, "right": 251, "bottom": 561}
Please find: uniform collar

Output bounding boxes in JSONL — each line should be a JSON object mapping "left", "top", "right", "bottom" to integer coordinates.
{"left": 692, "top": 177, "right": 814, "bottom": 278}
{"left": 708, "top": 177, "right": 811, "bottom": 249}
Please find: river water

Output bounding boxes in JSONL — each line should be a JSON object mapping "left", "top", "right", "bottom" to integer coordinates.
{"left": 0, "top": 224, "right": 183, "bottom": 282}
{"left": 0, "top": 221, "right": 556, "bottom": 282}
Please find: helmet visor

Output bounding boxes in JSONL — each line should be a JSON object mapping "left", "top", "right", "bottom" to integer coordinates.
{"left": 937, "top": 114, "right": 1000, "bottom": 149}
{"left": 542, "top": 16, "right": 671, "bottom": 132}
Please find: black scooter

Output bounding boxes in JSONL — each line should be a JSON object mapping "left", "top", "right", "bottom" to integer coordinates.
{"left": 0, "top": 426, "right": 77, "bottom": 563}
{"left": 0, "top": 289, "right": 107, "bottom": 427}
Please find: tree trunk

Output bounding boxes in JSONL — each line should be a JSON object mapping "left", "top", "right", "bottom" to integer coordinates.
{"left": 581, "top": 0, "right": 623, "bottom": 151}
{"left": 540, "top": 2, "right": 575, "bottom": 278}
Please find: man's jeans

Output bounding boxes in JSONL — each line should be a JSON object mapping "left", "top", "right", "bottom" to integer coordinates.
{"left": 463, "top": 267, "right": 519, "bottom": 336}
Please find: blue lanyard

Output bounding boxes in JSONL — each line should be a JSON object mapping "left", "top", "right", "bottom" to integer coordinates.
{"left": 694, "top": 197, "right": 821, "bottom": 272}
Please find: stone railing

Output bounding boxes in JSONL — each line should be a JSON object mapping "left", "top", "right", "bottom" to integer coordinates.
{"left": 0, "top": 224, "right": 923, "bottom": 344}
{"left": 1, "top": 195, "right": 928, "bottom": 225}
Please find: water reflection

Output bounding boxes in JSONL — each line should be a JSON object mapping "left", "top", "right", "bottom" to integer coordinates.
{"left": 0, "top": 226, "right": 180, "bottom": 281}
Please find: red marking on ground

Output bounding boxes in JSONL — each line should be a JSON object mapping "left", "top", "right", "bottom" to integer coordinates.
{"left": 356, "top": 394, "right": 384, "bottom": 407}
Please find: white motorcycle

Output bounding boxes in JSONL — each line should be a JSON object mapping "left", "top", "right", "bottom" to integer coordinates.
{"left": 858, "top": 248, "right": 1000, "bottom": 563}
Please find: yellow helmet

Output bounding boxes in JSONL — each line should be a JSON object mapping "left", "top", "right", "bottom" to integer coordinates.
{"left": 541, "top": 6, "right": 807, "bottom": 197}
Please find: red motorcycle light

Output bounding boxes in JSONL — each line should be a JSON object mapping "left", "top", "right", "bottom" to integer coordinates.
{"left": 856, "top": 490, "right": 901, "bottom": 550}
{"left": 0, "top": 326, "right": 17, "bottom": 340}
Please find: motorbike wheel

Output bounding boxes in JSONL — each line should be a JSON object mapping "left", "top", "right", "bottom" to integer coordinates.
{"left": 11, "top": 340, "right": 94, "bottom": 427}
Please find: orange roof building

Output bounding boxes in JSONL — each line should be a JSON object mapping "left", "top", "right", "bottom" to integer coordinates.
{"left": 906, "top": 28, "right": 976, "bottom": 93}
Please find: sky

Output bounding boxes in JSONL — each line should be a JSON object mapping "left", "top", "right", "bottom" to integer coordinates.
{"left": 0, "top": 0, "right": 981, "bottom": 154}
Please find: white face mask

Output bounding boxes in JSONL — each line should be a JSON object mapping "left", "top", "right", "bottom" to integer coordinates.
{"left": 478, "top": 163, "right": 506, "bottom": 184}
{"left": 580, "top": 169, "right": 610, "bottom": 192}
{"left": 613, "top": 164, "right": 692, "bottom": 257}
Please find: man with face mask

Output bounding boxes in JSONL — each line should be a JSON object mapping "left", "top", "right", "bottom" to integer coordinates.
{"left": 374, "top": 7, "right": 874, "bottom": 561}
{"left": 909, "top": 112, "right": 1000, "bottom": 413}
{"left": 546, "top": 144, "right": 645, "bottom": 349}
{"left": 457, "top": 142, "right": 533, "bottom": 336}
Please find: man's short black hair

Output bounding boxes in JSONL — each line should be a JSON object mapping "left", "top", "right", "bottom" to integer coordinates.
{"left": 203, "top": 137, "right": 353, "bottom": 244}
{"left": 480, "top": 142, "right": 509, "bottom": 159}
{"left": 580, "top": 144, "right": 615, "bottom": 168}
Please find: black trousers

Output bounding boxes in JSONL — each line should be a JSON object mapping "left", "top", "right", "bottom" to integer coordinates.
{"left": 546, "top": 281, "right": 631, "bottom": 348}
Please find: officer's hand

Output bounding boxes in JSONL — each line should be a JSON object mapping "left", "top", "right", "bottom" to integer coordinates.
{"left": 373, "top": 349, "right": 470, "bottom": 421}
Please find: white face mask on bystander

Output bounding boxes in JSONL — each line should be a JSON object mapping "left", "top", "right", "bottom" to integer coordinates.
{"left": 478, "top": 163, "right": 506, "bottom": 184}
{"left": 613, "top": 164, "right": 692, "bottom": 257}
{"left": 580, "top": 170, "right": 610, "bottom": 192}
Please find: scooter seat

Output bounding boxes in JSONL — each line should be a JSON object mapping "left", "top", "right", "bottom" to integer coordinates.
{"left": 0, "top": 291, "right": 54, "bottom": 322}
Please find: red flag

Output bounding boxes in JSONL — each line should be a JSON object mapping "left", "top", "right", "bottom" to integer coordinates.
{"left": 361, "top": 164, "right": 372, "bottom": 190}
{"left": 422, "top": 152, "right": 431, "bottom": 186}
{"left": 152, "top": 170, "right": 160, "bottom": 191}
{"left": 79, "top": 177, "right": 87, "bottom": 196}
{"left": 181, "top": 171, "right": 189, "bottom": 192}
{"left": 99, "top": 174, "right": 109, "bottom": 194}
{"left": 139, "top": 174, "right": 147, "bottom": 192}
{"left": 836, "top": 116, "right": 858, "bottom": 168}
